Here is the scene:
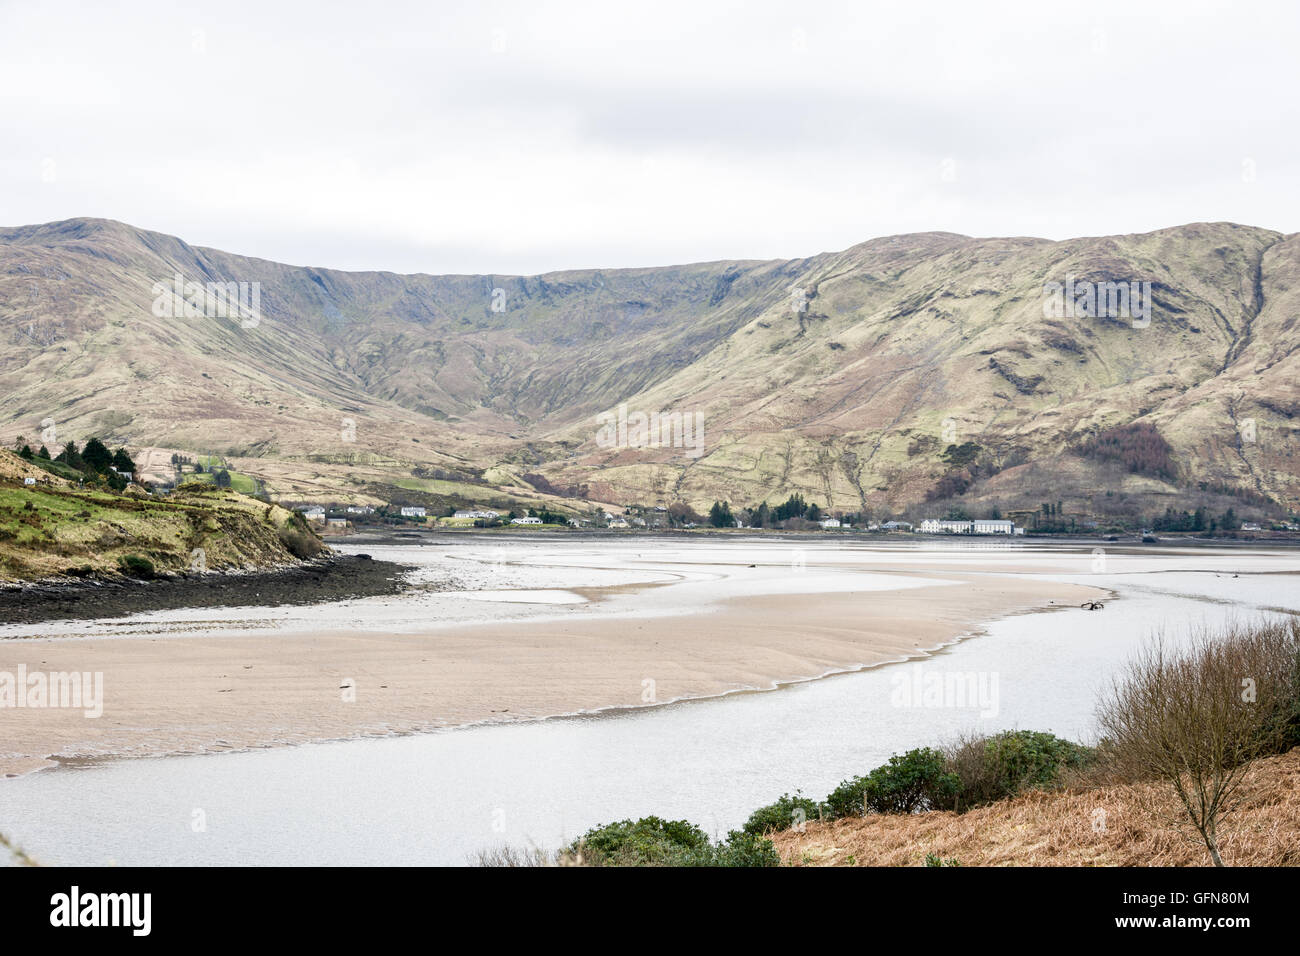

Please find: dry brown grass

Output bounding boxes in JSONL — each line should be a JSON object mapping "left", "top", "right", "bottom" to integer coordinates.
{"left": 0, "top": 832, "right": 41, "bottom": 867}
{"left": 772, "top": 747, "right": 1300, "bottom": 867}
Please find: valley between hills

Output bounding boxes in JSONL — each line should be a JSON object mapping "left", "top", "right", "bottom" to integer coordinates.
{"left": 3, "top": 217, "right": 1298, "bottom": 529}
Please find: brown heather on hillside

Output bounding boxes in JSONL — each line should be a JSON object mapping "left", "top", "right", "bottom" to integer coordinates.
{"left": 2, "top": 218, "right": 1298, "bottom": 514}
{"left": 771, "top": 747, "right": 1300, "bottom": 867}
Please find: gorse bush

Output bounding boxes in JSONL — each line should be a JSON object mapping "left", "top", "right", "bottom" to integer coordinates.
{"left": 710, "top": 830, "right": 781, "bottom": 867}
{"left": 572, "top": 816, "right": 709, "bottom": 865}
{"left": 826, "top": 747, "right": 961, "bottom": 817}
{"left": 116, "top": 553, "right": 155, "bottom": 579}
{"left": 742, "top": 791, "right": 825, "bottom": 836}
{"left": 566, "top": 816, "right": 777, "bottom": 867}
{"left": 753, "top": 738, "right": 1092, "bottom": 833}
{"left": 945, "top": 731, "right": 1095, "bottom": 811}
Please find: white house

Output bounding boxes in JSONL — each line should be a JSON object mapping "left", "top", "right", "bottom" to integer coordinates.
{"left": 881, "top": 520, "right": 913, "bottom": 531}
{"left": 454, "top": 509, "right": 500, "bottom": 520}
{"left": 23, "top": 476, "right": 36, "bottom": 486}
{"left": 819, "top": 517, "right": 842, "bottom": 529}
{"left": 920, "top": 518, "right": 959, "bottom": 534}
{"left": 400, "top": 506, "right": 427, "bottom": 518}
{"left": 301, "top": 506, "right": 326, "bottom": 522}
{"left": 607, "top": 517, "right": 630, "bottom": 528}
{"left": 919, "top": 518, "right": 1016, "bottom": 535}
{"left": 1241, "top": 522, "right": 1262, "bottom": 532}
{"left": 512, "top": 516, "right": 542, "bottom": 525}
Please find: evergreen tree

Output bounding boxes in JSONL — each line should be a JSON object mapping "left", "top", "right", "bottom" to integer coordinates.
{"left": 709, "top": 500, "right": 734, "bottom": 528}
{"left": 82, "top": 437, "right": 113, "bottom": 473}
{"left": 56, "top": 441, "right": 84, "bottom": 470}
{"left": 37, "top": 445, "right": 50, "bottom": 460}
{"left": 112, "top": 448, "right": 136, "bottom": 474}
{"left": 18, "top": 445, "right": 33, "bottom": 460}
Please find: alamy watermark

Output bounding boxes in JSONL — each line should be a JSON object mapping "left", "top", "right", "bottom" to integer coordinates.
{"left": 596, "top": 403, "right": 706, "bottom": 458}
{"left": 889, "top": 663, "right": 999, "bottom": 718}
{"left": 151, "top": 274, "right": 261, "bottom": 328}
{"left": 0, "top": 667, "right": 103, "bottom": 717}
{"left": 1043, "top": 275, "right": 1151, "bottom": 328}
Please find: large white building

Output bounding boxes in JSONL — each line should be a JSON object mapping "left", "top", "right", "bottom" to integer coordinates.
{"left": 919, "top": 518, "right": 1017, "bottom": 535}
{"left": 400, "top": 506, "right": 427, "bottom": 518}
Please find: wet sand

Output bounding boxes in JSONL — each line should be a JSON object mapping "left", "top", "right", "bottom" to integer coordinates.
{"left": 0, "top": 571, "right": 1102, "bottom": 776}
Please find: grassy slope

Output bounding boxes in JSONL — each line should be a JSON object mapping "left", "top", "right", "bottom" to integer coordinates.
{"left": 771, "top": 747, "right": 1300, "bottom": 867}
{"left": 0, "top": 451, "right": 325, "bottom": 582}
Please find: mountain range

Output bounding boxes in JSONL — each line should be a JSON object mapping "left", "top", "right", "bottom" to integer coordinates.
{"left": 2, "top": 217, "right": 1297, "bottom": 519}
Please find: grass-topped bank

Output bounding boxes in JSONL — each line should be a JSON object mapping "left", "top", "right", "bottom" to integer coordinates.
{"left": 478, "top": 619, "right": 1300, "bottom": 867}
{"left": 0, "top": 448, "right": 326, "bottom": 583}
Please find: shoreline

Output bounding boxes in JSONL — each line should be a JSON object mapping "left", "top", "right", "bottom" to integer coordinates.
{"left": 0, "top": 554, "right": 421, "bottom": 627}
{"left": 0, "top": 571, "right": 1105, "bottom": 778}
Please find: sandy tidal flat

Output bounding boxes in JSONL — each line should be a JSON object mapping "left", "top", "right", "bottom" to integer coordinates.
{"left": 0, "top": 547, "right": 1104, "bottom": 776}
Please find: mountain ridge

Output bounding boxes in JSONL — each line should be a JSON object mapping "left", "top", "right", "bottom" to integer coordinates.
{"left": 3, "top": 217, "right": 1297, "bottom": 519}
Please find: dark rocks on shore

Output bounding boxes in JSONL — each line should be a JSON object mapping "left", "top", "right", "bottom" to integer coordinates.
{"left": 0, "top": 555, "right": 414, "bottom": 627}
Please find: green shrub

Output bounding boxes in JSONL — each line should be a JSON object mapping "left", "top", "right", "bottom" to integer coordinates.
{"left": 826, "top": 747, "right": 961, "bottom": 817}
{"left": 568, "top": 816, "right": 711, "bottom": 866}
{"left": 946, "top": 730, "right": 1095, "bottom": 810}
{"left": 277, "top": 511, "right": 325, "bottom": 559}
{"left": 924, "top": 853, "right": 962, "bottom": 867}
{"left": 742, "top": 791, "right": 824, "bottom": 836}
{"left": 711, "top": 830, "right": 780, "bottom": 867}
{"left": 567, "top": 816, "right": 777, "bottom": 867}
{"left": 116, "top": 553, "right": 155, "bottom": 579}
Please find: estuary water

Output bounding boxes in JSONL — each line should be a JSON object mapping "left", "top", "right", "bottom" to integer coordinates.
{"left": 2, "top": 538, "right": 1297, "bottom": 866}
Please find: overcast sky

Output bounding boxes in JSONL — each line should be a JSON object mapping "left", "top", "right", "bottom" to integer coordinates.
{"left": 3, "top": 0, "right": 1297, "bottom": 275}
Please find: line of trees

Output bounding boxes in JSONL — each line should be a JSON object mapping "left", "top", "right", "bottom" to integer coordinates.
{"left": 15, "top": 436, "right": 135, "bottom": 490}
{"left": 1149, "top": 506, "right": 1241, "bottom": 533}
{"left": 740, "top": 494, "right": 826, "bottom": 529}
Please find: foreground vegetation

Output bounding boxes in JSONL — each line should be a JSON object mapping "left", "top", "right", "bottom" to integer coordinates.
{"left": 775, "top": 746, "right": 1300, "bottom": 867}
{"left": 478, "top": 618, "right": 1300, "bottom": 867}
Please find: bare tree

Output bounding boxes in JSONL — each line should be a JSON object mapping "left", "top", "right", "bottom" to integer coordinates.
{"left": 1096, "top": 618, "right": 1300, "bottom": 865}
